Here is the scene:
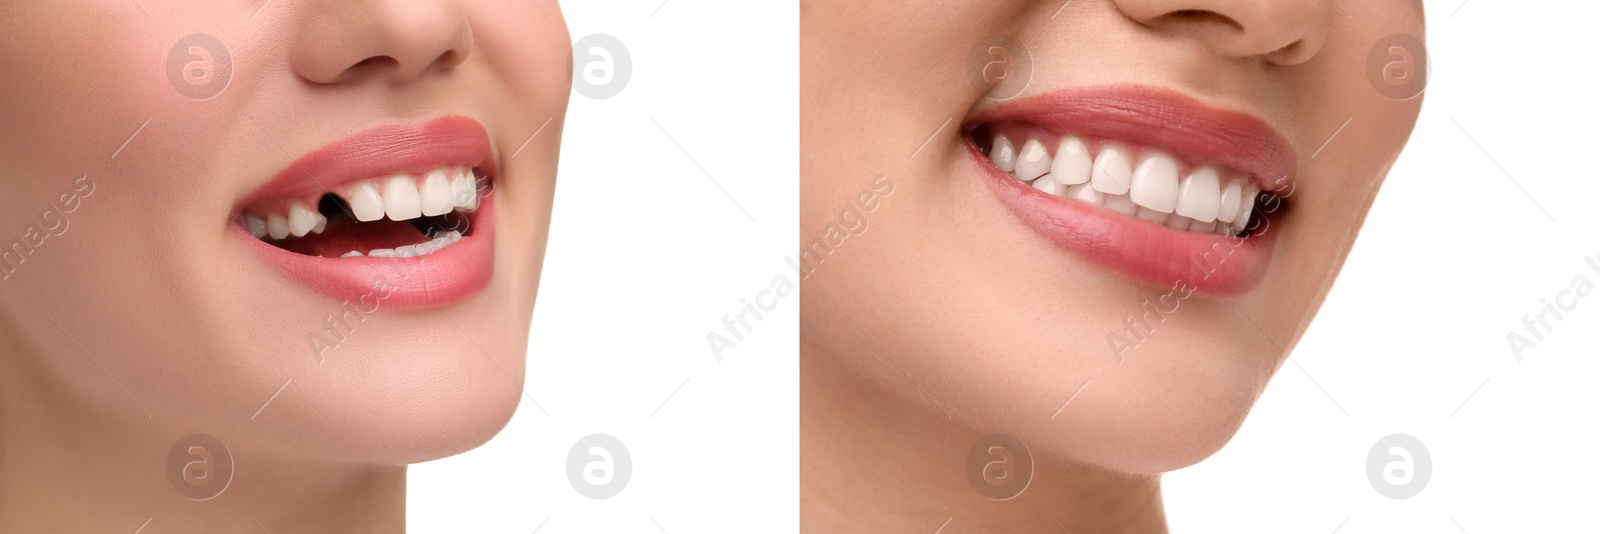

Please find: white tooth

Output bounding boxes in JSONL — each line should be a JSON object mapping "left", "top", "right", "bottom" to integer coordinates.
{"left": 1031, "top": 173, "right": 1064, "bottom": 196}
{"left": 245, "top": 215, "right": 267, "bottom": 238}
{"left": 347, "top": 182, "right": 386, "bottom": 222}
{"left": 1129, "top": 151, "right": 1180, "bottom": 214}
{"left": 1217, "top": 179, "right": 1244, "bottom": 224}
{"left": 1214, "top": 223, "right": 1233, "bottom": 236}
{"left": 368, "top": 248, "right": 395, "bottom": 258}
{"left": 1188, "top": 219, "right": 1217, "bottom": 234}
{"left": 1051, "top": 136, "right": 1092, "bottom": 186}
{"left": 288, "top": 203, "right": 318, "bottom": 237}
{"left": 989, "top": 135, "right": 1017, "bottom": 173}
{"left": 311, "top": 213, "right": 327, "bottom": 234}
{"left": 1014, "top": 139, "right": 1051, "bottom": 182}
{"left": 393, "top": 245, "right": 417, "bottom": 258}
{"left": 451, "top": 169, "right": 478, "bottom": 210}
{"left": 1089, "top": 143, "right": 1133, "bottom": 195}
{"left": 1165, "top": 214, "right": 1193, "bottom": 230}
{"left": 420, "top": 168, "right": 454, "bottom": 216}
{"left": 1104, "top": 194, "right": 1137, "bottom": 216}
{"left": 1236, "top": 185, "right": 1258, "bottom": 228}
{"left": 382, "top": 175, "right": 423, "bottom": 221}
{"left": 444, "top": 231, "right": 462, "bottom": 242}
{"left": 1064, "top": 182, "right": 1103, "bottom": 206}
{"left": 266, "top": 214, "right": 290, "bottom": 240}
{"left": 1175, "top": 166, "right": 1221, "bottom": 222}
{"left": 340, "top": 250, "right": 363, "bottom": 258}
{"left": 1136, "top": 208, "right": 1170, "bottom": 225}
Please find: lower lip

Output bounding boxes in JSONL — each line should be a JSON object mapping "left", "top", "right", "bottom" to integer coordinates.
{"left": 236, "top": 197, "right": 496, "bottom": 309}
{"left": 970, "top": 140, "right": 1275, "bottom": 295}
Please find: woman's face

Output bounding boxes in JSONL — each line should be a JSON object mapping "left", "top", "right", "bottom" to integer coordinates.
{"left": 802, "top": 0, "right": 1423, "bottom": 471}
{"left": 0, "top": 1, "right": 568, "bottom": 463}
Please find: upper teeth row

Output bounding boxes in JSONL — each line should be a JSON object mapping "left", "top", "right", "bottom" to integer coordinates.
{"left": 244, "top": 165, "right": 480, "bottom": 240}
{"left": 989, "top": 134, "right": 1259, "bottom": 236}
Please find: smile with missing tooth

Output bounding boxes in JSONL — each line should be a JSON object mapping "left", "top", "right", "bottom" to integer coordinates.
{"left": 240, "top": 165, "right": 485, "bottom": 259}
{"left": 974, "top": 121, "right": 1281, "bottom": 237}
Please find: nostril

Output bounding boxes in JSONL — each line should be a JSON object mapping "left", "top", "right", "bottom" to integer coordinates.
{"left": 1164, "top": 9, "right": 1244, "bottom": 33}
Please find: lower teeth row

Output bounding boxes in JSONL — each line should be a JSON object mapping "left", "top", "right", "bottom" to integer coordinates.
{"left": 340, "top": 230, "right": 464, "bottom": 259}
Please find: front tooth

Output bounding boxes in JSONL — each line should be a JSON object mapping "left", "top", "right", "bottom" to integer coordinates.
{"left": 347, "top": 182, "right": 386, "bottom": 222}
{"left": 420, "top": 169, "right": 454, "bottom": 216}
{"left": 1064, "top": 182, "right": 1103, "bottom": 206}
{"left": 393, "top": 245, "right": 417, "bottom": 258}
{"left": 989, "top": 135, "right": 1017, "bottom": 173}
{"left": 451, "top": 169, "right": 478, "bottom": 210}
{"left": 1014, "top": 139, "right": 1051, "bottom": 182}
{"left": 1188, "top": 219, "right": 1217, "bottom": 234}
{"left": 1031, "top": 173, "right": 1063, "bottom": 196}
{"left": 312, "top": 214, "right": 327, "bottom": 234}
{"left": 382, "top": 175, "right": 423, "bottom": 221}
{"left": 1051, "top": 136, "right": 1092, "bottom": 186}
{"left": 1175, "top": 166, "right": 1221, "bottom": 222}
{"left": 266, "top": 214, "right": 290, "bottom": 240}
{"left": 340, "top": 250, "right": 364, "bottom": 258}
{"left": 1129, "top": 151, "right": 1180, "bottom": 214}
{"left": 1089, "top": 143, "right": 1133, "bottom": 195}
{"left": 1104, "top": 194, "right": 1137, "bottom": 216}
{"left": 245, "top": 215, "right": 267, "bottom": 238}
{"left": 1217, "top": 179, "right": 1244, "bottom": 224}
{"left": 288, "top": 203, "right": 319, "bottom": 237}
{"left": 368, "top": 248, "right": 396, "bottom": 258}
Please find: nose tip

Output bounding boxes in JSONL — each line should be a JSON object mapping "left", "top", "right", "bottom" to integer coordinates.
{"left": 1114, "top": 0, "right": 1336, "bottom": 65}
{"left": 289, "top": 1, "right": 475, "bottom": 85}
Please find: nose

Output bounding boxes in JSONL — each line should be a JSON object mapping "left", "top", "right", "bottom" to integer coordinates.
{"left": 289, "top": 0, "right": 474, "bottom": 84}
{"left": 1112, "top": 0, "right": 1335, "bottom": 65}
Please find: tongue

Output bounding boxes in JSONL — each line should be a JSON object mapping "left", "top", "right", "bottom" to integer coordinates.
{"left": 278, "top": 217, "right": 435, "bottom": 258}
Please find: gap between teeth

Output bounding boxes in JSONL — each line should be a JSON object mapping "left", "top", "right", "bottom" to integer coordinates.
{"left": 989, "top": 134, "right": 1258, "bottom": 236}
{"left": 242, "top": 165, "right": 481, "bottom": 240}
{"left": 341, "top": 230, "right": 464, "bottom": 259}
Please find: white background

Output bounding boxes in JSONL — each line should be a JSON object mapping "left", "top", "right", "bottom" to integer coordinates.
{"left": 408, "top": 1, "right": 798, "bottom": 532}
{"left": 1166, "top": 1, "right": 1600, "bottom": 532}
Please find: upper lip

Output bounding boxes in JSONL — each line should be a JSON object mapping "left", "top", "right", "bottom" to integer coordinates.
{"left": 965, "top": 85, "right": 1296, "bottom": 194}
{"left": 237, "top": 115, "right": 496, "bottom": 210}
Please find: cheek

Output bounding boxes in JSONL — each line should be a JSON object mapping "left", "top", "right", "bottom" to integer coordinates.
{"left": 468, "top": 5, "right": 572, "bottom": 106}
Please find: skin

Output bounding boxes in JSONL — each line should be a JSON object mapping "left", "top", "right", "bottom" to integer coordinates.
{"left": 801, "top": 0, "right": 1423, "bottom": 531}
{"left": 0, "top": 1, "right": 568, "bottom": 531}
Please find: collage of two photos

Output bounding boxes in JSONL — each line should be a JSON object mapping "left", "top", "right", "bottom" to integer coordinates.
{"left": 1, "top": 0, "right": 1594, "bottom": 532}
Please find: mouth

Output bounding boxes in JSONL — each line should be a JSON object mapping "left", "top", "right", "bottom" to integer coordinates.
{"left": 966, "top": 86, "right": 1296, "bottom": 295}
{"left": 241, "top": 165, "right": 482, "bottom": 258}
{"left": 235, "top": 116, "right": 498, "bottom": 308}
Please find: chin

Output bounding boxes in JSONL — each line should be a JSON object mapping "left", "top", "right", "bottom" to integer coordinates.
{"left": 1045, "top": 340, "right": 1274, "bottom": 474}
{"left": 235, "top": 312, "right": 531, "bottom": 466}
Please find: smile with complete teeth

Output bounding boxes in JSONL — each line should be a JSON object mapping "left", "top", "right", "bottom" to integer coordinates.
{"left": 240, "top": 165, "right": 484, "bottom": 259}
{"left": 977, "top": 123, "right": 1273, "bottom": 237}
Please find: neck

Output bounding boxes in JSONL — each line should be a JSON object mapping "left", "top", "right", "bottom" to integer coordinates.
{"left": 801, "top": 341, "right": 1168, "bottom": 533}
{"left": 0, "top": 389, "right": 405, "bottom": 532}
